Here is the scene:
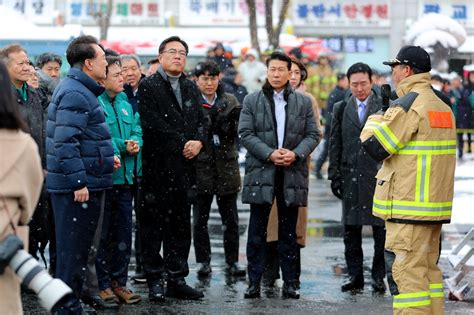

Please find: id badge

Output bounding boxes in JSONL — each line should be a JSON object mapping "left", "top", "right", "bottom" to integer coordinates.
{"left": 213, "top": 134, "right": 221, "bottom": 147}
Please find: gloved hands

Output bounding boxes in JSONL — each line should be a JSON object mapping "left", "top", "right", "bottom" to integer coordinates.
{"left": 331, "top": 178, "right": 343, "bottom": 199}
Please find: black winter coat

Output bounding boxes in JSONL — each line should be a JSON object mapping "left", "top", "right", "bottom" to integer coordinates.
{"left": 138, "top": 69, "right": 207, "bottom": 205}
{"left": 325, "top": 85, "right": 348, "bottom": 140}
{"left": 328, "top": 92, "right": 384, "bottom": 226}
{"left": 458, "top": 85, "right": 474, "bottom": 129}
{"left": 14, "top": 86, "right": 46, "bottom": 168}
{"left": 196, "top": 89, "right": 241, "bottom": 195}
{"left": 221, "top": 76, "right": 248, "bottom": 105}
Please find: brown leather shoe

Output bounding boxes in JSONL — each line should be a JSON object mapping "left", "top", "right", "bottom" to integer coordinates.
{"left": 111, "top": 281, "right": 142, "bottom": 304}
{"left": 98, "top": 288, "right": 119, "bottom": 304}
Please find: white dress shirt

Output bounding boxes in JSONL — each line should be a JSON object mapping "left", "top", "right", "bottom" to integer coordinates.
{"left": 273, "top": 90, "right": 287, "bottom": 149}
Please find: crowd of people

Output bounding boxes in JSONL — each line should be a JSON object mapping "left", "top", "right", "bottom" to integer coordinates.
{"left": 0, "top": 33, "right": 470, "bottom": 315}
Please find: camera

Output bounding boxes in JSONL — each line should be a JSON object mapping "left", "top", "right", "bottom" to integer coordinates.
{"left": 0, "top": 234, "right": 72, "bottom": 313}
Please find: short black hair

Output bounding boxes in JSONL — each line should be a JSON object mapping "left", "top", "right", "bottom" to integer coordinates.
{"left": 194, "top": 61, "right": 220, "bottom": 77}
{"left": 104, "top": 48, "right": 119, "bottom": 57}
{"left": 66, "top": 35, "right": 103, "bottom": 67}
{"left": 266, "top": 52, "right": 292, "bottom": 70}
{"left": 36, "top": 52, "right": 62, "bottom": 68}
{"left": 431, "top": 74, "right": 443, "bottom": 82}
{"left": 158, "top": 36, "right": 189, "bottom": 55}
{"left": 336, "top": 73, "right": 346, "bottom": 81}
{"left": 148, "top": 57, "right": 159, "bottom": 65}
{"left": 105, "top": 55, "right": 121, "bottom": 75}
{"left": 346, "top": 62, "right": 373, "bottom": 82}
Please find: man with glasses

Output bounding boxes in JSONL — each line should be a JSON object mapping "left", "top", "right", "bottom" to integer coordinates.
{"left": 137, "top": 36, "right": 206, "bottom": 301}
{"left": 361, "top": 46, "right": 456, "bottom": 315}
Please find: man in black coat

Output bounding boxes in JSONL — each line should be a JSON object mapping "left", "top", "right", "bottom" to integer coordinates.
{"left": 137, "top": 36, "right": 207, "bottom": 302}
{"left": 0, "top": 44, "right": 49, "bottom": 265}
{"left": 328, "top": 63, "right": 386, "bottom": 293}
{"left": 192, "top": 61, "right": 245, "bottom": 277}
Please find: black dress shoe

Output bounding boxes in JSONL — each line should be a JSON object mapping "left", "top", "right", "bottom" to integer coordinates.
{"left": 81, "top": 294, "right": 119, "bottom": 310}
{"left": 166, "top": 279, "right": 204, "bottom": 300}
{"left": 148, "top": 279, "right": 165, "bottom": 302}
{"left": 197, "top": 262, "right": 212, "bottom": 276}
{"left": 262, "top": 278, "right": 276, "bottom": 288}
{"left": 372, "top": 278, "right": 386, "bottom": 293}
{"left": 282, "top": 281, "right": 300, "bottom": 299}
{"left": 244, "top": 282, "right": 261, "bottom": 298}
{"left": 226, "top": 263, "right": 246, "bottom": 277}
{"left": 131, "top": 271, "right": 147, "bottom": 284}
{"left": 341, "top": 275, "right": 364, "bottom": 292}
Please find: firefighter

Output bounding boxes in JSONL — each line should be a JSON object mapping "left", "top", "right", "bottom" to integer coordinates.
{"left": 360, "top": 46, "right": 456, "bottom": 315}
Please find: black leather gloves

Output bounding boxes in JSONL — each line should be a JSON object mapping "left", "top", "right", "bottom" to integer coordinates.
{"left": 331, "top": 178, "right": 343, "bottom": 200}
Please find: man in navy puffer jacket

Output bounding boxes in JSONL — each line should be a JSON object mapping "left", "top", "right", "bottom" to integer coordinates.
{"left": 46, "top": 35, "right": 116, "bottom": 314}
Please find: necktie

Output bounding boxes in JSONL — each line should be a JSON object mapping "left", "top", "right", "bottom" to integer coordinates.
{"left": 359, "top": 102, "right": 366, "bottom": 123}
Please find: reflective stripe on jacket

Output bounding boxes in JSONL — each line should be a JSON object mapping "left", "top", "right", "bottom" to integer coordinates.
{"left": 360, "top": 73, "right": 456, "bottom": 224}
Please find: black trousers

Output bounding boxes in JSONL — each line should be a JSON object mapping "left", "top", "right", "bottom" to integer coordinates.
{"left": 138, "top": 190, "right": 191, "bottom": 283}
{"left": 51, "top": 191, "right": 105, "bottom": 313}
{"left": 343, "top": 224, "right": 386, "bottom": 280}
{"left": 246, "top": 170, "right": 299, "bottom": 283}
{"left": 193, "top": 193, "right": 240, "bottom": 265}
{"left": 133, "top": 179, "right": 143, "bottom": 273}
{"left": 263, "top": 241, "right": 301, "bottom": 282}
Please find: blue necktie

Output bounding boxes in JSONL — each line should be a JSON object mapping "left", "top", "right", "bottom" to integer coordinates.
{"left": 359, "top": 102, "right": 366, "bottom": 123}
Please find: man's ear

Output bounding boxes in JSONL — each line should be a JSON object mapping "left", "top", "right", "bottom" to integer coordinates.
{"left": 84, "top": 59, "right": 93, "bottom": 71}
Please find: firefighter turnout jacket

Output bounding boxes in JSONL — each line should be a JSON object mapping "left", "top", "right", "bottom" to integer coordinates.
{"left": 360, "top": 73, "right": 456, "bottom": 224}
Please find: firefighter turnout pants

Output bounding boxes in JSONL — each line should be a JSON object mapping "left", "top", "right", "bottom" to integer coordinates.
{"left": 385, "top": 221, "right": 444, "bottom": 315}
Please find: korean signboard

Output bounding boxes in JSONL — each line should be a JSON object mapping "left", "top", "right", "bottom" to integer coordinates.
{"left": 179, "top": 0, "right": 271, "bottom": 26}
{"left": 323, "top": 37, "right": 375, "bottom": 53}
{"left": 1, "top": 0, "right": 55, "bottom": 24}
{"left": 293, "top": 0, "right": 390, "bottom": 27}
{"left": 66, "top": 0, "right": 164, "bottom": 25}
{"left": 419, "top": 1, "right": 473, "bottom": 25}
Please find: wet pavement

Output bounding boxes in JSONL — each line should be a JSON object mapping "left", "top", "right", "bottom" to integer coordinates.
{"left": 22, "top": 156, "right": 474, "bottom": 314}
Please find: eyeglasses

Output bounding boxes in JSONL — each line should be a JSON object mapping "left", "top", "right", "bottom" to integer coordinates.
{"left": 162, "top": 49, "right": 187, "bottom": 57}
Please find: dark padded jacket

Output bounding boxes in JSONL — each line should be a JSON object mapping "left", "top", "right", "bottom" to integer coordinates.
{"left": 239, "top": 84, "right": 320, "bottom": 207}
{"left": 46, "top": 68, "right": 114, "bottom": 193}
